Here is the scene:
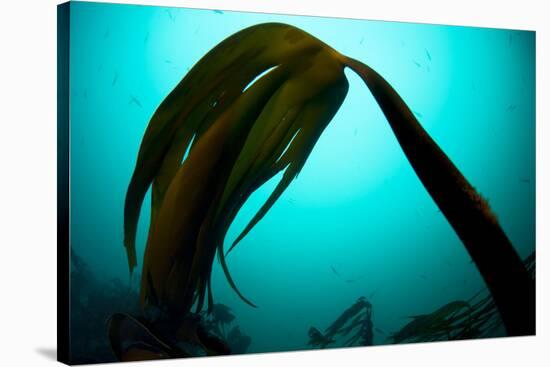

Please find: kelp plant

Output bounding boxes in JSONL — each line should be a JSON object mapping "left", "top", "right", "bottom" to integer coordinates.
{"left": 121, "top": 22, "right": 533, "bottom": 355}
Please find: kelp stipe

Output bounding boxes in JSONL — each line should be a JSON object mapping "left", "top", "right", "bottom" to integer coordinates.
{"left": 121, "top": 23, "right": 533, "bottom": 356}
{"left": 342, "top": 57, "right": 534, "bottom": 336}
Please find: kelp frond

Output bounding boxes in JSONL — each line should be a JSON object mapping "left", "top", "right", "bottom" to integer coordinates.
{"left": 126, "top": 23, "right": 349, "bottom": 316}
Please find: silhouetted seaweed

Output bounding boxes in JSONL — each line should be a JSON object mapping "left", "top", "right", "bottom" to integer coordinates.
{"left": 200, "top": 303, "right": 252, "bottom": 354}
{"left": 307, "top": 327, "right": 335, "bottom": 348}
{"left": 210, "top": 303, "right": 236, "bottom": 325}
{"left": 226, "top": 326, "right": 252, "bottom": 354}
{"left": 107, "top": 311, "right": 232, "bottom": 361}
{"left": 308, "top": 297, "right": 375, "bottom": 348}
{"left": 389, "top": 301, "right": 472, "bottom": 343}
{"left": 390, "top": 251, "right": 535, "bottom": 344}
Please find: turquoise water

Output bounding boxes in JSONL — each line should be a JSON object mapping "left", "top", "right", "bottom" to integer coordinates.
{"left": 68, "top": 1, "right": 535, "bottom": 356}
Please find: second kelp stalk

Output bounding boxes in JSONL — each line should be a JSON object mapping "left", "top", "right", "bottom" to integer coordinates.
{"left": 123, "top": 23, "right": 533, "bottom": 336}
{"left": 343, "top": 57, "right": 534, "bottom": 336}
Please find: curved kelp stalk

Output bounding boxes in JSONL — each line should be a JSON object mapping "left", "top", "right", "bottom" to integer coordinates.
{"left": 342, "top": 58, "right": 534, "bottom": 336}
{"left": 123, "top": 23, "right": 533, "bottom": 341}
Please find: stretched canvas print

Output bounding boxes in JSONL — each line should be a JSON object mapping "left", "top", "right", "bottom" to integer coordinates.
{"left": 57, "top": 1, "right": 536, "bottom": 364}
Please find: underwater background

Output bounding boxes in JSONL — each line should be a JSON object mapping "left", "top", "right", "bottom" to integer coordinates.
{"left": 68, "top": 1, "right": 535, "bottom": 361}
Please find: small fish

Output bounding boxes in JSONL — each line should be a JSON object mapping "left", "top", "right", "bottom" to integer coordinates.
{"left": 418, "top": 274, "right": 427, "bottom": 280}
{"left": 413, "top": 111, "right": 423, "bottom": 118}
{"left": 353, "top": 127, "right": 358, "bottom": 136}
{"left": 375, "top": 328, "right": 385, "bottom": 334}
{"left": 287, "top": 197, "right": 296, "bottom": 204}
{"left": 112, "top": 72, "right": 118, "bottom": 87}
{"left": 144, "top": 31, "right": 150, "bottom": 44}
{"left": 519, "top": 178, "right": 531, "bottom": 183}
{"left": 83, "top": 89, "right": 88, "bottom": 100}
{"left": 165, "top": 60, "right": 172, "bottom": 64}
{"left": 359, "top": 37, "right": 365, "bottom": 45}
{"left": 165, "top": 9, "right": 175, "bottom": 22}
{"left": 471, "top": 82, "right": 476, "bottom": 91}
{"left": 443, "top": 260, "right": 452, "bottom": 267}
{"left": 213, "top": 10, "right": 224, "bottom": 15}
{"left": 129, "top": 95, "right": 142, "bottom": 108}
{"left": 507, "top": 104, "right": 517, "bottom": 111}
{"left": 413, "top": 61, "right": 421, "bottom": 68}
{"left": 103, "top": 28, "right": 110, "bottom": 40}
{"left": 425, "top": 48, "right": 431, "bottom": 61}
{"left": 509, "top": 33, "right": 513, "bottom": 45}
{"left": 331, "top": 266, "right": 340, "bottom": 278}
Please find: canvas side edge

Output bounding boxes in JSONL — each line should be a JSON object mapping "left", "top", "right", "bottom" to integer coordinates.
{"left": 57, "top": 2, "right": 71, "bottom": 365}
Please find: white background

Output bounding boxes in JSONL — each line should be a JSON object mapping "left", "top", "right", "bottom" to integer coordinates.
{"left": 0, "top": 0, "right": 547, "bottom": 366}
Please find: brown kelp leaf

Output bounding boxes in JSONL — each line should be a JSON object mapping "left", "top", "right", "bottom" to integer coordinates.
{"left": 123, "top": 23, "right": 329, "bottom": 273}
{"left": 225, "top": 73, "right": 348, "bottom": 254}
{"left": 216, "top": 48, "right": 345, "bottom": 218}
{"left": 140, "top": 64, "right": 291, "bottom": 311}
{"left": 189, "top": 57, "right": 347, "bottom": 310}
{"left": 136, "top": 26, "right": 349, "bottom": 315}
